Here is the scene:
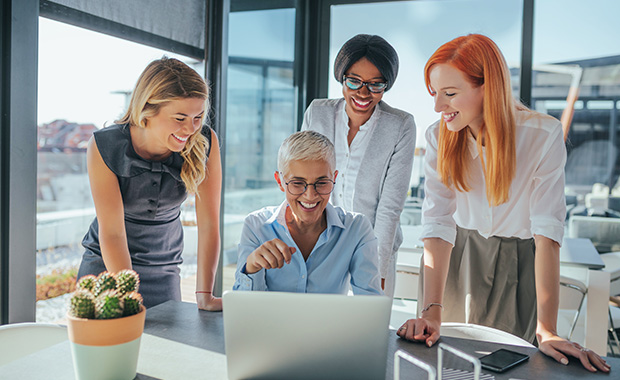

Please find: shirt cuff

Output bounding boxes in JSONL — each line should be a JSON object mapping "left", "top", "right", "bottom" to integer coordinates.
{"left": 378, "top": 252, "right": 396, "bottom": 280}
{"left": 236, "top": 264, "right": 267, "bottom": 290}
{"left": 419, "top": 223, "right": 457, "bottom": 246}
{"left": 531, "top": 217, "right": 565, "bottom": 246}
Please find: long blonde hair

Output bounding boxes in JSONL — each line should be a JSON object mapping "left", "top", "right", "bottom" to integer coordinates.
{"left": 424, "top": 34, "right": 517, "bottom": 206}
{"left": 117, "top": 57, "right": 210, "bottom": 194}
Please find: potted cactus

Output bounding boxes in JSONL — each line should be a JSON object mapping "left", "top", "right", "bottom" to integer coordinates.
{"left": 67, "top": 269, "right": 146, "bottom": 380}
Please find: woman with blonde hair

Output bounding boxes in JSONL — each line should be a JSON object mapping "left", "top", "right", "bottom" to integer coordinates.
{"left": 78, "top": 57, "right": 222, "bottom": 310}
{"left": 397, "top": 34, "right": 610, "bottom": 373}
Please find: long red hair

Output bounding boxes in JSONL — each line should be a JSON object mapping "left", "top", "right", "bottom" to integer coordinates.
{"left": 424, "top": 34, "right": 517, "bottom": 206}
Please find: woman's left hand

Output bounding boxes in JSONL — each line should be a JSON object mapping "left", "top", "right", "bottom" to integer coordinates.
{"left": 538, "top": 331, "right": 610, "bottom": 373}
{"left": 196, "top": 292, "right": 223, "bottom": 312}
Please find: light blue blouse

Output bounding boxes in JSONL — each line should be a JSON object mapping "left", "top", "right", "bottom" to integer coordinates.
{"left": 233, "top": 202, "right": 383, "bottom": 296}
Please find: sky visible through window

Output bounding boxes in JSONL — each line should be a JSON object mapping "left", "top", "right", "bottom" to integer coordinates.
{"left": 330, "top": 0, "right": 620, "bottom": 147}
{"left": 38, "top": 0, "right": 620, "bottom": 144}
{"left": 38, "top": 18, "right": 195, "bottom": 130}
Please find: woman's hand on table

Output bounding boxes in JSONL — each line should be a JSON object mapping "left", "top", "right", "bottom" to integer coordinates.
{"left": 196, "top": 292, "right": 222, "bottom": 312}
{"left": 537, "top": 330, "right": 610, "bottom": 373}
{"left": 396, "top": 317, "right": 441, "bottom": 347}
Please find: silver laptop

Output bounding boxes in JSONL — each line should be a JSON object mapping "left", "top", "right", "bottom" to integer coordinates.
{"left": 223, "top": 291, "right": 391, "bottom": 380}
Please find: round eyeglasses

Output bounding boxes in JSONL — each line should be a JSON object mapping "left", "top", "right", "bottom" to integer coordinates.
{"left": 343, "top": 75, "right": 388, "bottom": 93}
{"left": 284, "top": 178, "right": 335, "bottom": 195}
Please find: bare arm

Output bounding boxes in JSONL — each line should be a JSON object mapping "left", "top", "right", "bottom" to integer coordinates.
{"left": 535, "top": 235, "right": 610, "bottom": 372}
{"left": 534, "top": 235, "right": 560, "bottom": 339}
{"left": 87, "top": 137, "right": 132, "bottom": 272}
{"left": 195, "top": 129, "right": 223, "bottom": 311}
{"left": 398, "top": 237, "right": 452, "bottom": 347}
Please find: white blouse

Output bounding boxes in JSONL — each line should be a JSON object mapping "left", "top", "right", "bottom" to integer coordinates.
{"left": 420, "top": 110, "right": 567, "bottom": 246}
{"left": 331, "top": 102, "right": 378, "bottom": 211}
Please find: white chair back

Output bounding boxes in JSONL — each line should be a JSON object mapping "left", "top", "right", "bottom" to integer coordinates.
{"left": 0, "top": 322, "right": 67, "bottom": 365}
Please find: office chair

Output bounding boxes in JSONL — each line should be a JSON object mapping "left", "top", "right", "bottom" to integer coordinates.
{"left": 558, "top": 275, "right": 588, "bottom": 340}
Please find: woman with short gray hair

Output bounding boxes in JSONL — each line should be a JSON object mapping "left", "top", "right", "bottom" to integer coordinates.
{"left": 234, "top": 130, "right": 382, "bottom": 295}
{"left": 277, "top": 130, "right": 336, "bottom": 173}
{"left": 302, "top": 34, "right": 416, "bottom": 297}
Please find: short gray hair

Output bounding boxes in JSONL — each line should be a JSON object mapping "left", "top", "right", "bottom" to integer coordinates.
{"left": 277, "top": 131, "right": 336, "bottom": 174}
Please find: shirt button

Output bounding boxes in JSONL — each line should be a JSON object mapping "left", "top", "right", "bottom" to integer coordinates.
{"left": 346, "top": 153, "right": 349, "bottom": 157}
{"left": 302, "top": 275, "right": 306, "bottom": 279}
{"left": 339, "top": 194, "right": 342, "bottom": 198}
{"left": 149, "top": 199, "right": 155, "bottom": 204}
{"left": 152, "top": 182, "right": 158, "bottom": 187}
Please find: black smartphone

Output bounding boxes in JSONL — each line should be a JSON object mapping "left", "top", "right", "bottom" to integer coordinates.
{"left": 479, "top": 348, "right": 529, "bottom": 373}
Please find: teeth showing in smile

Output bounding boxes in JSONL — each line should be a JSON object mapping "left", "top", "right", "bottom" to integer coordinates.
{"left": 443, "top": 112, "right": 458, "bottom": 122}
{"left": 352, "top": 98, "right": 371, "bottom": 108}
{"left": 300, "top": 201, "right": 318, "bottom": 209}
{"left": 172, "top": 134, "right": 188, "bottom": 142}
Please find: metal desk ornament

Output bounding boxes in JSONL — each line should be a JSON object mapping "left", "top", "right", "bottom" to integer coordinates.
{"left": 394, "top": 343, "right": 495, "bottom": 380}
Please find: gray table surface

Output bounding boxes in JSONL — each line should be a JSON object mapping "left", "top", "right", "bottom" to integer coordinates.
{"left": 560, "top": 237, "right": 606, "bottom": 269}
{"left": 2, "top": 300, "right": 617, "bottom": 379}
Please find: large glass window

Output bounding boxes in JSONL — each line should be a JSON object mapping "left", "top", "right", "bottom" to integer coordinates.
{"left": 37, "top": 18, "right": 202, "bottom": 321}
{"left": 330, "top": 0, "right": 524, "bottom": 223}
{"left": 223, "top": 7, "right": 297, "bottom": 290}
{"left": 533, "top": 0, "right": 620, "bottom": 200}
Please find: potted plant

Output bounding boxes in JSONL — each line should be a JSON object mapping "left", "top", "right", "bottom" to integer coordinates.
{"left": 66, "top": 269, "right": 145, "bottom": 380}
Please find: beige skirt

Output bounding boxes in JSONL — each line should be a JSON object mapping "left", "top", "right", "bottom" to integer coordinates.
{"left": 418, "top": 227, "right": 537, "bottom": 343}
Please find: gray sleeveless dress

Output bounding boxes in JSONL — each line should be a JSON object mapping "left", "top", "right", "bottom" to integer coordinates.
{"left": 78, "top": 124, "right": 211, "bottom": 308}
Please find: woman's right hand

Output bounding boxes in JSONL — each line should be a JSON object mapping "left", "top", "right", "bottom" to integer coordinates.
{"left": 396, "top": 317, "right": 441, "bottom": 347}
{"left": 245, "top": 239, "right": 297, "bottom": 274}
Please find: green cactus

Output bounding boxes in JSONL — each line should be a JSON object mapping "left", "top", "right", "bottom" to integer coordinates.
{"left": 75, "top": 274, "right": 97, "bottom": 292}
{"left": 69, "top": 289, "right": 95, "bottom": 319}
{"left": 93, "top": 271, "right": 117, "bottom": 297}
{"left": 70, "top": 270, "right": 143, "bottom": 320}
{"left": 95, "top": 289, "right": 124, "bottom": 319}
{"left": 122, "top": 291, "right": 143, "bottom": 316}
{"left": 116, "top": 269, "right": 140, "bottom": 295}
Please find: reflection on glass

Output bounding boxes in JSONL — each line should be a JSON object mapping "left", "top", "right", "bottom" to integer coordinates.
{"left": 223, "top": 8, "right": 297, "bottom": 290}
{"left": 36, "top": 18, "right": 199, "bottom": 322}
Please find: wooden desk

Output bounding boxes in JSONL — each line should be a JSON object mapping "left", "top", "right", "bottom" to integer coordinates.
{"left": 1, "top": 301, "right": 617, "bottom": 379}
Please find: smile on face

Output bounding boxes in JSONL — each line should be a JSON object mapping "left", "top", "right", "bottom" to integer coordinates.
{"left": 342, "top": 57, "right": 385, "bottom": 124}
{"left": 275, "top": 159, "right": 338, "bottom": 229}
{"left": 144, "top": 97, "right": 205, "bottom": 157}
{"left": 429, "top": 63, "right": 485, "bottom": 138}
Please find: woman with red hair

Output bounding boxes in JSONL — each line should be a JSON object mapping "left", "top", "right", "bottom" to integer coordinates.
{"left": 397, "top": 34, "right": 609, "bottom": 373}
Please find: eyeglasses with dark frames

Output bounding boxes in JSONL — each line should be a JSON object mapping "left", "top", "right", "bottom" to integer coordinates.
{"left": 282, "top": 176, "right": 335, "bottom": 195}
{"left": 343, "top": 75, "right": 388, "bottom": 93}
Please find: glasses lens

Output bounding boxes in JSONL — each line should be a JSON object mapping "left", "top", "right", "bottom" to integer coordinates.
{"left": 314, "top": 180, "right": 334, "bottom": 194}
{"left": 344, "top": 77, "right": 362, "bottom": 90}
{"left": 367, "top": 82, "right": 387, "bottom": 93}
{"left": 287, "top": 181, "right": 307, "bottom": 195}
